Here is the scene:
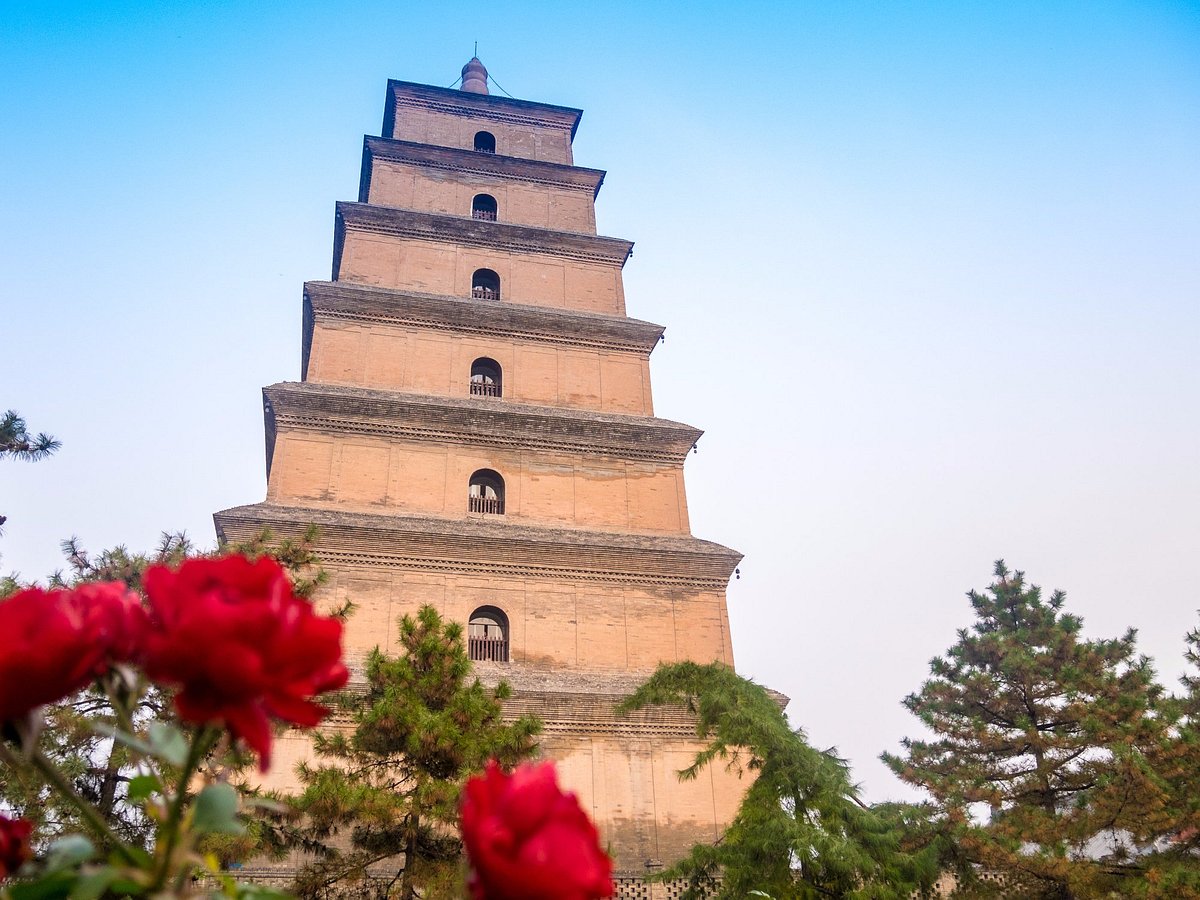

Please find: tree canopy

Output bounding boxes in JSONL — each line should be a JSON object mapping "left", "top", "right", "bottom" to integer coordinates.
{"left": 620, "top": 661, "right": 939, "bottom": 899}
{"left": 883, "top": 561, "right": 1186, "bottom": 898}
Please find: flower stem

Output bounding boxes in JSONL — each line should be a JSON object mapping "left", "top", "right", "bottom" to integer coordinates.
{"left": 0, "top": 741, "right": 142, "bottom": 867}
{"left": 153, "top": 725, "right": 219, "bottom": 890}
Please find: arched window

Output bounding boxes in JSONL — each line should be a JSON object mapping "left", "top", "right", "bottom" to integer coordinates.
{"left": 471, "top": 193, "right": 497, "bottom": 221}
{"left": 474, "top": 131, "right": 496, "bottom": 154}
{"left": 468, "top": 606, "right": 509, "bottom": 662}
{"left": 470, "top": 357, "right": 502, "bottom": 398}
{"left": 468, "top": 469, "right": 504, "bottom": 515}
{"left": 471, "top": 268, "right": 500, "bottom": 301}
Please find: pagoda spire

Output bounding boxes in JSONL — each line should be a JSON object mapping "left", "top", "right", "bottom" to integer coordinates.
{"left": 460, "top": 56, "right": 489, "bottom": 95}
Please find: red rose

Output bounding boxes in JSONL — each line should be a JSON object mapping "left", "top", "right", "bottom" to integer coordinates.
{"left": 0, "top": 583, "right": 143, "bottom": 723}
{"left": 140, "top": 555, "right": 348, "bottom": 770}
{"left": 461, "top": 761, "right": 614, "bottom": 900}
{"left": 70, "top": 582, "right": 148, "bottom": 664}
{"left": 0, "top": 814, "right": 33, "bottom": 879}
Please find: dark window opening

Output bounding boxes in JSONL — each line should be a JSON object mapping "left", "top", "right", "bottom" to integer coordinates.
{"left": 469, "top": 469, "right": 505, "bottom": 515}
{"left": 471, "top": 268, "right": 500, "bottom": 301}
{"left": 470, "top": 357, "right": 502, "bottom": 398}
{"left": 472, "top": 193, "right": 497, "bottom": 221}
{"left": 468, "top": 606, "right": 509, "bottom": 662}
{"left": 474, "top": 131, "right": 496, "bottom": 154}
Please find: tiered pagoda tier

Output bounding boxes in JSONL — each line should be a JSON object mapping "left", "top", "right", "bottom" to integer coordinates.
{"left": 215, "top": 59, "right": 749, "bottom": 888}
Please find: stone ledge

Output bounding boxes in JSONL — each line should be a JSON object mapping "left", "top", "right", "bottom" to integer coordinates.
{"left": 333, "top": 203, "right": 634, "bottom": 274}
{"left": 264, "top": 381, "right": 700, "bottom": 463}
{"left": 384, "top": 79, "right": 584, "bottom": 141}
{"left": 302, "top": 280, "right": 663, "bottom": 358}
{"left": 213, "top": 503, "right": 742, "bottom": 589}
{"left": 360, "top": 136, "right": 606, "bottom": 201}
{"left": 314, "top": 670, "right": 787, "bottom": 734}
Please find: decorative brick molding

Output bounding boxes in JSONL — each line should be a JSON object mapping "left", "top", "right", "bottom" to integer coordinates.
{"left": 385, "top": 79, "right": 583, "bottom": 139}
{"left": 334, "top": 202, "right": 634, "bottom": 271}
{"left": 213, "top": 503, "right": 742, "bottom": 589}
{"left": 263, "top": 381, "right": 700, "bottom": 463}
{"left": 360, "top": 136, "right": 605, "bottom": 201}
{"left": 302, "top": 281, "right": 663, "bottom": 356}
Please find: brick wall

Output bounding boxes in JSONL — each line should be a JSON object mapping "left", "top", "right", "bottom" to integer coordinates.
{"left": 367, "top": 159, "right": 597, "bottom": 234}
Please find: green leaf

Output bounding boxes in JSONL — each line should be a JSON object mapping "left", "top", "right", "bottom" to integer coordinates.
{"left": 9, "top": 871, "right": 76, "bottom": 900}
{"left": 44, "top": 835, "right": 95, "bottom": 871}
{"left": 68, "top": 867, "right": 118, "bottom": 900}
{"left": 193, "top": 783, "right": 244, "bottom": 835}
{"left": 127, "top": 773, "right": 160, "bottom": 803}
{"left": 112, "top": 844, "right": 152, "bottom": 868}
{"left": 107, "top": 877, "right": 145, "bottom": 895}
{"left": 147, "top": 721, "right": 189, "bottom": 767}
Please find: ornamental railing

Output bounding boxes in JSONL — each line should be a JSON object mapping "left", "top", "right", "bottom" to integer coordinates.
{"left": 472, "top": 286, "right": 498, "bottom": 300}
{"left": 472, "top": 209, "right": 497, "bottom": 221}
{"left": 469, "top": 635, "right": 509, "bottom": 663}
{"left": 469, "top": 495, "right": 504, "bottom": 515}
{"left": 470, "top": 380, "right": 501, "bottom": 397}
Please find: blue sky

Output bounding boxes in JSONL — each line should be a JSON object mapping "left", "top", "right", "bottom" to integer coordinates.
{"left": 3, "top": 1, "right": 1198, "bottom": 800}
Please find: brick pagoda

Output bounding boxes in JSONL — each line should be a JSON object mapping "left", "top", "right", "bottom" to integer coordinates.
{"left": 215, "top": 57, "right": 749, "bottom": 890}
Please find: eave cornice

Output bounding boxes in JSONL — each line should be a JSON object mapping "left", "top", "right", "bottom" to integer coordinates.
{"left": 213, "top": 503, "right": 742, "bottom": 589}
{"left": 264, "top": 381, "right": 701, "bottom": 464}
{"left": 383, "top": 80, "right": 583, "bottom": 141}
{"left": 302, "top": 281, "right": 664, "bottom": 356}
{"left": 317, "top": 674, "right": 785, "bottom": 734}
{"left": 360, "top": 137, "right": 606, "bottom": 201}
{"left": 333, "top": 203, "right": 633, "bottom": 276}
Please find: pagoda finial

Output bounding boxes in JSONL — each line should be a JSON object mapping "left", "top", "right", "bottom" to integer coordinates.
{"left": 461, "top": 56, "right": 489, "bottom": 95}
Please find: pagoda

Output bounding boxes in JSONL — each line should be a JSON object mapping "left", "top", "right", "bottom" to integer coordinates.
{"left": 215, "top": 57, "right": 749, "bottom": 891}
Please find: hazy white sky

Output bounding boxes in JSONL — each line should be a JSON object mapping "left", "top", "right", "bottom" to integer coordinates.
{"left": 2, "top": 1, "right": 1198, "bottom": 801}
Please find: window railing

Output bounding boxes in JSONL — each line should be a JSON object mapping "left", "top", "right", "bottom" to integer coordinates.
{"left": 472, "top": 286, "right": 498, "bottom": 300}
{"left": 469, "top": 495, "right": 504, "bottom": 515}
{"left": 469, "top": 635, "right": 509, "bottom": 662}
{"left": 471, "top": 380, "right": 501, "bottom": 397}
{"left": 472, "top": 209, "right": 497, "bottom": 221}
{"left": 475, "top": 146, "right": 495, "bottom": 154}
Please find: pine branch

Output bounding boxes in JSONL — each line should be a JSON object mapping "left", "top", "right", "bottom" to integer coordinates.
{"left": 0, "top": 409, "right": 61, "bottom": 461}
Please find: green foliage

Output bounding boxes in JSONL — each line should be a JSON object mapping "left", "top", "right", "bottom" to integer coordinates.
{"left": 0, "top": 410, "right": 60, "bottom": 462}
{"left": 1173, "top": 620, "right": 1200, "bottom": 848}
{"left": 48, "top": 532, "right": 195, "bottom": 590}
{"left": 1120, "top": 617, "right": 1200, "bottom": 899}
{"left": 0, "top": 409, "right": 61, "bottom": 538}
{"left": 286, "top": 605, "right": 541, "bottom": 900}
{"left": 619, "top": 662, "right": 938, "bottom": 899}
{"left": 883, "top": 561, "right": 1184, "bottom": 898}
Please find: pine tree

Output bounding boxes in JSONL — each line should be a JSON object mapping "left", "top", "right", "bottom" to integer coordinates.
{"left": 883, "top": 561, "right": 1178, "bottom": 898}
{"left": 1173, "top": 619, "right": 1200, "bottom": 850}
{"left": 287, "top": 605, "right": 541, "bottom": 900}
{"left": 619, "top": 661, "right": 939, "bottom": 899}
{"left": 0, "top": 409, "right": 60, "bottom": 536}
{"left": 1127, "top": 619, "right": 1200, "bottom": 898}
